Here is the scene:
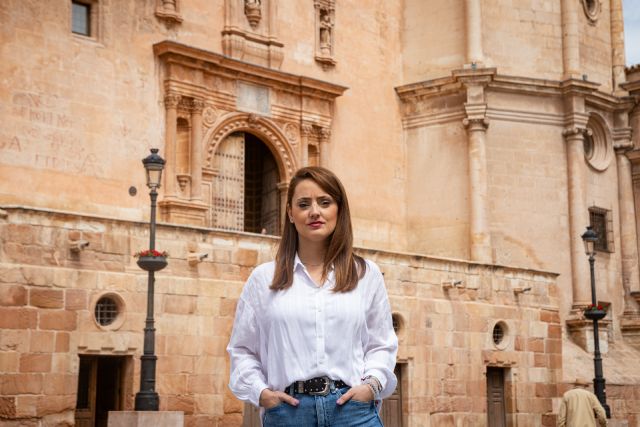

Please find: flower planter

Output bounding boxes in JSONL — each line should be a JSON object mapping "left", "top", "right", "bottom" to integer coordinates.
{"left": 584, "top": 309, "right": 607, "bottom": 321}
{"left": 136, "top": 256, "right": 168, "bottom": 272}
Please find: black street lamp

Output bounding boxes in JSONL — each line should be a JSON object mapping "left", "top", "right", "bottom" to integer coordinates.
{"left": 135, "top": 148, "right": 167, "bottom": 411}
{"left": 581, "top": 225, "right": 611, "bottom": 418}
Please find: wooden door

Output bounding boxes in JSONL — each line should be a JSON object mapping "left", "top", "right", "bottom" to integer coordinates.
{"left": 486, "top": 367, "right": 507, "bottom": 427}
{"left": 212, "top": 132, "right": 245, "bottom": 230}
{"left": 381, "top": 365, "right": 403, "bottom": 427}
{"left": 75, "top": 357, "right": 97, "bottom": 427}
{"left": 75, "top": 356, "right": 126, "bottom": 427}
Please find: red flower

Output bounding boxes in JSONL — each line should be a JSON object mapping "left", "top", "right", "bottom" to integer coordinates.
{"left": 585, "top": 304, "right": 604, "bottom": 311}
{"left": 134, "top": 249, "right": 169, "bottom": 258}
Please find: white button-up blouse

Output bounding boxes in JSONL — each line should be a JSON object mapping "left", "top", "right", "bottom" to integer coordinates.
{"left": 227, "top": 256, "right": 398, "bottom": 407}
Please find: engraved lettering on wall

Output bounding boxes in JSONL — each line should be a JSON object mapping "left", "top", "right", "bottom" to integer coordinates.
{"left": 3, "top": 91, "right": 105, "bottom": 177}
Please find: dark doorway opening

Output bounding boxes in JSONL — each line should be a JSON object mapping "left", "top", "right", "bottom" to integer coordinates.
{"left": 244, "top": 133, "right": 280, "bottom": 235}
{"left": 75, "top": 355, "right": 129, "bottom": 427}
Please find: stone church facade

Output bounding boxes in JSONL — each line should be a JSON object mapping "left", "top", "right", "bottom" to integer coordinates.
{"left": 1, "top": 0, "right": 640, "bottom": 426}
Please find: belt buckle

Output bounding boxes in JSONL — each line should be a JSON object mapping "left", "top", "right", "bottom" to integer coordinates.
{"left": 308, "top": 377, "right": 331, "bottom": 396}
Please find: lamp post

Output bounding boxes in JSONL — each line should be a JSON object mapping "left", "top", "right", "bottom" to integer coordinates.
{"left": 581, "top": 225, "right": 611, "bottom": 418}
{"left": 135, "top": 148, "right": 166, "bottom": 411}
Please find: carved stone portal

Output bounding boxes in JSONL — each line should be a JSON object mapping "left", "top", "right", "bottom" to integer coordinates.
{"left": 153, "top": 40, "right": 348, "bottom": 227}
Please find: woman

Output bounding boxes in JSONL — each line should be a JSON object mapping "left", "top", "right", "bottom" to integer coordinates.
{"left": 227, "top": 166, "right": 398, "bottom": 426}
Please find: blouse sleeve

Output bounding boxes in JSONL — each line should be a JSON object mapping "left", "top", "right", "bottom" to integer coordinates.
{"left": 227, "top": 281, "right": 268, "bottom": 407}
{"left": 362, "top": 263, "right": 399, "bottom": 399}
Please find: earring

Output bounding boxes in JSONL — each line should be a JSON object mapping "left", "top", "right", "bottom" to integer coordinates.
{"left": 289, "top": 217, "right": 294, "bottom": 223}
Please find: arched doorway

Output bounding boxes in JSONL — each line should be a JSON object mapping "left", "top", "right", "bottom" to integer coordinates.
{"left": 212, "top": 131, "right": 281, "bottom": 235}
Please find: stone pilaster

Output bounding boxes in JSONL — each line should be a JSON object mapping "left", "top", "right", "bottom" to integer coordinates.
{"left": 163, "top": 93, "right": 181, "bottom": 198}
{"left": 563, "top": 126, "right": 591, "bottom": 308}
{"left": 190, "top": 99, "right": 205, "bottom": 201}
{"left": 464, "top": 0, "right": 484, "bottom": 66}
{"left": 317, "top": 126, "right": 331, "bottom": 168}
{"left": 561, "top": 0, "right": 580, "bottom": 79}
{"left": 463, "top": 117, "right": 491, "bottom": 263}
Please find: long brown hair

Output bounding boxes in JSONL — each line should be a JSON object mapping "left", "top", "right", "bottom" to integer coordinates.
{"left": 271, "top": 166, "right": 366, "bottom": 292}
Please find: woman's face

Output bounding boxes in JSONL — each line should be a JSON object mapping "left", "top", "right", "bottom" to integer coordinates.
{"left": 288, "top": 178, "right": 338, "bottom": 246}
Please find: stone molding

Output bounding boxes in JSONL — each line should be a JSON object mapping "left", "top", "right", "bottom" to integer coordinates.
{"left": 203, "top": 112, "right": 297, "bottom": 183}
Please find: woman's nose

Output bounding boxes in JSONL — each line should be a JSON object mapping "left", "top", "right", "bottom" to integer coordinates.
{"left": 309, "top": 202, "right": 320, "bottom": 215}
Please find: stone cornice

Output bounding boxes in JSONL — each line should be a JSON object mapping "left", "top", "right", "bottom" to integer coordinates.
{"left": 153, "top": 40, "right": 348, "bottom": 100}
{"left": 396, "top": 72, "right": 634, "bottom": 122}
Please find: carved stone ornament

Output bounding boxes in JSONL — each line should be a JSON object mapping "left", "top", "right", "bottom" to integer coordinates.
{"left": 283, "top": 122, "right": 299, "bottom": 143}
{"left": 155, "top": 0, "right": 183, "bottom": 26}
{"left": 581, "top": 0, "right": 601, "bottom": 24}
{"left": 164, "top": 93, "right": 181, "bottom": 109}
{"left": 203, "top": 106, "right": 219, "bottom": 128}
{"left": 244, "top": 0, "right": 262, "bottom": 28}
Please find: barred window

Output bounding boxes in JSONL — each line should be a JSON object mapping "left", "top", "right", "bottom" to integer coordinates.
{"left": 589, "top": 207, "right": 614, "bottom": 253}
{"left": 94, "top": 296, "right": 118, "bottom": 326}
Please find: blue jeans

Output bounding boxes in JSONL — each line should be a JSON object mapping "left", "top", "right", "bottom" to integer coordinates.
{"left": 263, "top": 386, "right": 383, "bottom": 427}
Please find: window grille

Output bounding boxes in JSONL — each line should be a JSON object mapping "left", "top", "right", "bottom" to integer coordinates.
{"left": 589, "top": 207, "right": 614, "bottom": 253}
{"left": 94, "top": 296, "right": 118, "bottom": 326}
{"left": 492, "top": 323, "right": 505, "bottom": 346}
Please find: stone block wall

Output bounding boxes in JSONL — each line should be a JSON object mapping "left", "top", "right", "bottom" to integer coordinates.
{"left": 2, "top": 207, "right": 640, "bottom": 426}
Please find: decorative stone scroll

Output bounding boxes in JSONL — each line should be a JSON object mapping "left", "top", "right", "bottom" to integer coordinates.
{"left": 314, "top": 0, "right": 336, "bottom": 69}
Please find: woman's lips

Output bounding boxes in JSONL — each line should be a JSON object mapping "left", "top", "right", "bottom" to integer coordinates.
{"left": 308, "top": 221, "right": 324, "bottom": 228}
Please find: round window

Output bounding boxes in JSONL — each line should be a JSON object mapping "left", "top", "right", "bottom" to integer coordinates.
{"left": 582, "top": 0, "right": 600, "bottom": 23}
{"left": 93, "top": 293, "right": 125, "bottom": 330}
{"left": 584, "top": 116, "right": 611, "bottom": 172}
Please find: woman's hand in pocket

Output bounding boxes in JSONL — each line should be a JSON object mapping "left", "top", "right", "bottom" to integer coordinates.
{"left": 259, "top": 389, "right": 299, "bottom": 409}
{"left": 336, "top": 384, "right": 374, "bottom": 405}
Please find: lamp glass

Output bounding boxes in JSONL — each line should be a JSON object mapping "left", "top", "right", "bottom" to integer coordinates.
{"left": 581, "top": 226, "right": 597, "bottom": 256}
{"left": 145, "top": 168, "right": 163, "bottom": 189}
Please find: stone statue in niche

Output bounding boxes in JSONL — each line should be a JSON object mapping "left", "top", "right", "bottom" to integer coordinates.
{"left": 244, "top": 0, "right": 262, "bottom": 28}
{"left": 319, "top": 9, "right": 333, "bottom": 55}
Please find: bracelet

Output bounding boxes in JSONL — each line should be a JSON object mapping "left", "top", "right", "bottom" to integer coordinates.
{"left": 361, "top": 375, "right": 382, "bottom": 400}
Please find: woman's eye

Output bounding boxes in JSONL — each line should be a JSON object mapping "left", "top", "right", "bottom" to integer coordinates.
{"left": 320, "top": 200, "right": 331, "bottom": 207}
{"left": 298, "top": 202, "right": 309, "bottom": 208}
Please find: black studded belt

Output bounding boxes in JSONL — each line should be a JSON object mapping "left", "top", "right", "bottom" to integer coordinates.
{"left": 288, "top": 376, "right": 348, "bottom": 396}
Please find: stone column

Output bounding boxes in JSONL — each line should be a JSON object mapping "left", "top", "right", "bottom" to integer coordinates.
{"left": 318, "top": 127, "right": 331, "bottom": 168}
{"left": 300, "top": 123, "right": 313, "bottom": 167}
{"left": 190, "top": 99, "right": 205, "bottom": 201}
{"left": 277, "top": 181, "right": 289, "bottom": 231}
{"left": 464, "top": 0, "right": 484, "bottom": 65}
{"left": 563, "top": 127, "right": 591, "bottom": 306}
{"left": 616, "top": 144, "right": 640, "bottom": 300}
{"left": 463, "top": 118, "right": 491, "bottom": 263}
{"left": 561, "top": 0, "right": 580, "bottom": 79}
{"left": 610, "top": 0, "right": 626, "bottom": 94}
{"left": 163, "top": 93, "right": 181, "bottom": 197}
